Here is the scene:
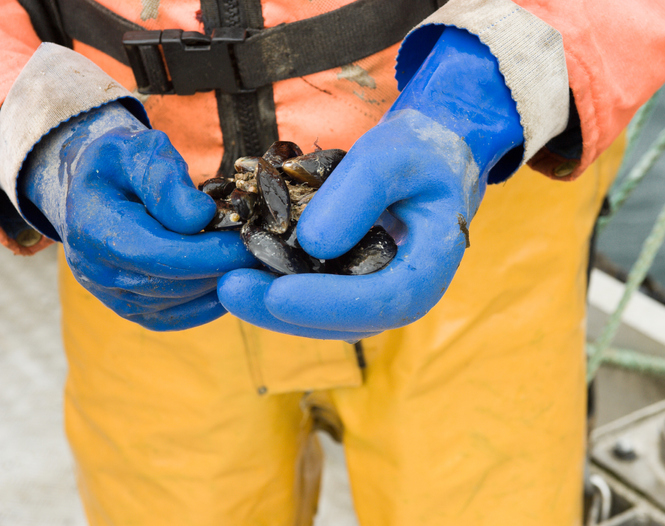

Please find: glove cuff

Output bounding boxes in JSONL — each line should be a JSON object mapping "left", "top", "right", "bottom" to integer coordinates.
{"left": 390, "top": 27, "right": 524, "bottom": 184}
{"left": 18, "top": 102, "right": 148, "bottom": 240}
{"left": 0, "top": 44, "right": 149, "bottom": 234}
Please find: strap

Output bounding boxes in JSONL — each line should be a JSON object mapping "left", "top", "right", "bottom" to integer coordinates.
{"left": 57, "top": 0, "right": 142, "bottom": 65}
{"left": 236, "top": 0, "right": 438, "bottom": 89}
{"left": 16, "top": 0, "right": 72, "bottom": 47}
{"left": 199, "top": 0, "right": 280, "bottom": 176}
{"left": 53, "top": 0, "right": 439, "bottom": 90}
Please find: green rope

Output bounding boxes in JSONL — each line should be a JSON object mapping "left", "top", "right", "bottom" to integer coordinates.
{"left": 624, "top": 88, "right": 661, "bottom": 162}
{"left": 587, "top": 90, "right": 665, "bottom": 382}
{"left": 596, "top": 125, "right": 665, "bottom": 234}
{"left": 599, "top": 347, "right": 665, "bottom": 377}
{"left": 587, "top": 198, "right": 665, "bottom": 382}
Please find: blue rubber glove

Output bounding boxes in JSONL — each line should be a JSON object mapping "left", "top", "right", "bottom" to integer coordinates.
{"left": 19, "top": 101, "right": 256, "bottom": 331}
{"left": 217, "top": 27, "right": 524, "bottom": 339}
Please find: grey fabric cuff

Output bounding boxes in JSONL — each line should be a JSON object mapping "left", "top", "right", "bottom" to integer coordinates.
{"left": 0, "top": 43, "right": 148, "bottom": 211}
{"left": 396, "top": 0, "right": 569, "bottom": 165}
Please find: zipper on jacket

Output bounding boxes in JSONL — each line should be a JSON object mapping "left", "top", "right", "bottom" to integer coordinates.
{"left": 202, "top": 0, "right": 279, "bottom": 176}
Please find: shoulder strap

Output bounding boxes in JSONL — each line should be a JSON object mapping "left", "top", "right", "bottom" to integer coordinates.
{"left": 52, "top": 0, "right": 439, "bottom": 89}
{"left": 57, "top": 0, "right": 142, "bottom": 64}
{"left": 236, "top": 0, "right": 437, "bottom": 89}
{"left": 16, "top": 0, "right": 72, "bottom": 47}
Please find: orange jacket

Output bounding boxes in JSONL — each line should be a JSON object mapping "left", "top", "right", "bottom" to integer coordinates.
{"left": 1, "top": 0, "right": 664, "bottom": 254}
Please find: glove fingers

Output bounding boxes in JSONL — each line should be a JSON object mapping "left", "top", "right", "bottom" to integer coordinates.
{"left": 126, "top": 290, "right": 227, "bottom": 331}
{"left": 85, "top": 283, "right": 216, "bottom": 317}
{"left": 67, "top": 253, "right": 220, "bottom": 298}
{"left": 296, "top": 122, "right": 440, "bottom": 260}
{"left": 66, "top": 197, "right": 257, "bottom": 279}
{"left": 109, "top": 275, "right": 218, "bottom": 298}
{"left": 76, "top": 129, "right": 217, "bottom": 236}
{"left": 266, "top": 204, "right": 468, "bottom": 332}
{"left": 217, "top": 269, "right": 380, "bottom": 340}
{"left": 129, "top": 131, "right": 217, "bottom": 235}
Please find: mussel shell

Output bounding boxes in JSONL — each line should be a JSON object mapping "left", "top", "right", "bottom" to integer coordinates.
{"left": 198, "top": 177, "right": 236, "bottom": 200}
{"left": 234, "top": 156, "right": 261, "bottom": 174}
{"left": 280, "top": 224, "right": 300, "bottom": 249}
{"left": 229, "top": 189, "right": 257, "bottom": 221}
{"left": 327, "top": 226, "right": 397, "bottom": 275}
{"left": 263, "top": 141, "right": 304, "bottom": 170}
{"left": 202, "top": 142, "right": 394, "bottom": 276}
{"left": 205, "top": 201, "right": 244, "bottom": 231}
{"left": 282, "top": 149, "right": 346, "bottom": 188}
{"left": 241, "top": 223, "right": 313, "bottom": 275}
{"left": 279, "top": 225, "right": 326, "bottom": 273}
{"left": 308, "top": 257, "right": 326, "bottom": 273}
{"left": 256, "top": 158, "right": 291, "bottom": 234}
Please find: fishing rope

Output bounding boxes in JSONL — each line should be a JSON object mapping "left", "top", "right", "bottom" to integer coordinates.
{"left": 587, "top": 90, "right": 665, "bottom": 382}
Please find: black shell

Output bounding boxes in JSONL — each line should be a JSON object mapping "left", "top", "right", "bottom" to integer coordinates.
{"left": 282, "top": 149, "right": 346, "bottom": 188}
{"left": 263, "top": 141, "right": 304, "bottom": 170}
{"left": 256, "top": 158, "right": 291, "bottom": 234}
{"left": 205, "top": 201, "right": 244, "bottom": 231}
{"left": 278, "top": 225, "right": 326, "bottom": 272}
{"left": 280, "top": 224, "right": 300, "bottom": 249}
{"left": 198, "top": 142, "right": 397, "bottom": 276}
{"left": 234, "top": 156, "right": 260, "bottom": 174}
{"left": 198, "top": 177, "right": 236, "bottom": 200}
{"left": 241, "top": 223, "right": 313, "bottom": 275}
{"left": 327, "top": 226, "right": 398, "bottom": 275}
{"left": 229, "top": 189, "right": 257, "bottom": 221}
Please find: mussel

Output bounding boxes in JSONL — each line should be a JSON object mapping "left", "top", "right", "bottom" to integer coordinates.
{"left": 199, "top": 141, "right": 397, "bottom": 276}
{"left": 326, "top": 226, "right": 398, "bottom": 275}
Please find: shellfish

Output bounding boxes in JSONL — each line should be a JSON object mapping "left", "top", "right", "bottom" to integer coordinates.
{"left": 199, "top": 141, "right": 397, "bottom": 276}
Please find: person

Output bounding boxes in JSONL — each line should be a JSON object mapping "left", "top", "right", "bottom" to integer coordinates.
{"left": 1, "top": 0, "right": 664, "bottom": 524}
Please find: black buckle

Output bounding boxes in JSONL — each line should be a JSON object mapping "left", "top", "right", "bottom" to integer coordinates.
{"left": 122, "top": 28, "right": 250, "bottom": 95}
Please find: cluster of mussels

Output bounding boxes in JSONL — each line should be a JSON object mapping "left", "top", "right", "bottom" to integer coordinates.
{"left": 198, "top": 141, "right": 397, "bottom": 276}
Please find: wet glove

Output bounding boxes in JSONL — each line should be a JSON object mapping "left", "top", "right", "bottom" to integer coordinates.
{"left": 19, "top": 101, "right": 255, "bottom": 331}
{"left": 217, "top": 27, "right": 524, "bottom": 338}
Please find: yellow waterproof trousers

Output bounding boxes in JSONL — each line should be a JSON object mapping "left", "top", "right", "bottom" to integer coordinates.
{"left": 58, "top": 138, "right": 622, "bottom": 526}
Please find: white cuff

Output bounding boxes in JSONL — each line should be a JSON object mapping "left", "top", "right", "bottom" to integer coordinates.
{"left": 0, "top": 43, "right": 147, "bottom": 210}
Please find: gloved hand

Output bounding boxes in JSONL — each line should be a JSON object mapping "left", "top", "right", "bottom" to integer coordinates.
{"left": 19, "top": 101, "right": 256, "bottom": 331}
{"left": 217, "top": 27, "right": 524, "bottom": 339}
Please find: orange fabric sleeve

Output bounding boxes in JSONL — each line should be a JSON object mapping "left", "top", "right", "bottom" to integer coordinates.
{"left": 0, "top": 229, "right": 52, "bottom": 255}
{"left": 517, "top": 0, "right": 665, "bottom": 180}
{"left": 0, "top": 1, "right": 41, "bottom": 102}
{"left": 0, "top": 0, "right": 53, "bottom": 255}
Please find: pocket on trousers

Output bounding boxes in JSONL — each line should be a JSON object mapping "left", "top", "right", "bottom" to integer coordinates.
{"left": 236, "top": 319, "right": 363, "bottom": 395}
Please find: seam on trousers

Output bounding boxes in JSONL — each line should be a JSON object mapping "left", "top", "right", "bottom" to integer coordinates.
{"left": 236, "top": 319, "right": 267, "bottom": 395}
